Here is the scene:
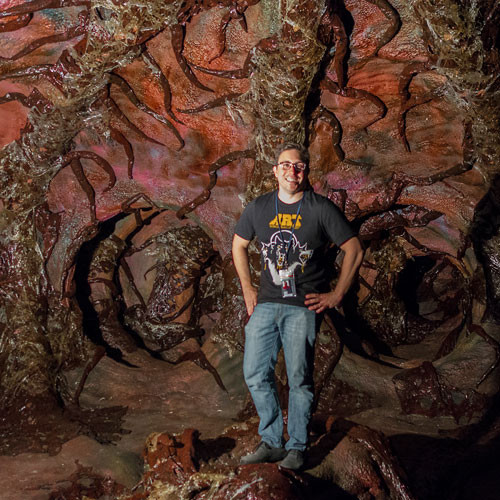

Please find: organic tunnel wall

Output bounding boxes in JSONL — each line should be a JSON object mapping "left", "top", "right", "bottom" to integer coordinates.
{"left": 0, "top": 0, "right": 500, "bottom": 489}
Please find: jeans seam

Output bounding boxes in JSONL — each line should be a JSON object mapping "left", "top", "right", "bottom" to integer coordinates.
{"left": 265, "top": 323, "right": 282, "bottom": 447}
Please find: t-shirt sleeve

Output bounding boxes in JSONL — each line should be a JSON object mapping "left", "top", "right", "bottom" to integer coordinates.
{"left": 234, "top": 200, "right": 256, "bottom": 241}
{"left": 321, "top": 198, "right": 356, "bottom": 246}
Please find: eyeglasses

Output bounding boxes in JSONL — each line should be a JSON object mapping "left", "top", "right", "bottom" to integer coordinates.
{"left": 276, "top": 161, "right": 307, "bottom": 171}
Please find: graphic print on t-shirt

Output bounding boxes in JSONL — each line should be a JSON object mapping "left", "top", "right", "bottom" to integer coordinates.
{"left": 268, "top": 213, "right": 302, "bottom": 229}
{"left": 261, "top": 229, "right": 313, "bottom": 286}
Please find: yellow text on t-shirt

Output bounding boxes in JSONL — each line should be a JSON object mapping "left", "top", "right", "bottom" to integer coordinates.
{"left": 269, "top": 214, "right": 302, "bottom": 229}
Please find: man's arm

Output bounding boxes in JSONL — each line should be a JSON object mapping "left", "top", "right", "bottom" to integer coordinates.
{"left": 232, "top": 234, "right": 258, "bottom": 316}
{"left": 304, "top": 236, "right": 364, "bottom": 313}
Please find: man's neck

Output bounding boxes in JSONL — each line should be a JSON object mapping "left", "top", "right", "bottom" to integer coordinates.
{"left": 277, "top": 189, "right": 304, "bottom": 204}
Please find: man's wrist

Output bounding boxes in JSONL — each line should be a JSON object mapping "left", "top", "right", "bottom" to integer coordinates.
{"left": 329, "top": 289, "right": 344, "bottom": 305}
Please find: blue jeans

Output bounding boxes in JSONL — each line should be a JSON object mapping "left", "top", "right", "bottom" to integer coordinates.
{"left": 243, "top": 302, "right": 317, "bottom": 451}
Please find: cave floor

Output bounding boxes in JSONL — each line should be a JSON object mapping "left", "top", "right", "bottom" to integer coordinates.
{"left": 2, "top": 337, "right": 500, "bottom": 500}
{"left": 0, "top": 342, "right": 246, "bottom": 500}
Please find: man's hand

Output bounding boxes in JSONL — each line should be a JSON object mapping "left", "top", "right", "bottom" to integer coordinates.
{"left": 304, "top": 290, "right": 343, "bottom": 313}
{"left": 242, "top": 285, "right": 258, "bottom": 316}
{"left": 305, "top": 237, "right": 363, "bottom": 314}
{"left": 232, "top": 234, "right": 258, "bottom": 316}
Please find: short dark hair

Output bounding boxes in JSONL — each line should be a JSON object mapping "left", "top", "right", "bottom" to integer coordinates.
{"left": 276, "top": 143, "right": 310, "bottom": 165}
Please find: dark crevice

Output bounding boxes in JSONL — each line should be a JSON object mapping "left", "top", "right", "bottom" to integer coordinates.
{"left": 395, "top": 256, "right": 436, "bottom": 316}
{"left": 74, "top": 215, "right": 128, "bottom": 360}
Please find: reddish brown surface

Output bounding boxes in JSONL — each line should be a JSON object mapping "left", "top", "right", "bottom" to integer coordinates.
{"left": 143, "top": 429, "right": 200, "bottom": 485}
{"left": 220, "top": 464, "right": 305, "bottom": 500}
{"left": 1, "top": 1, "right": 500, "bottom": 499}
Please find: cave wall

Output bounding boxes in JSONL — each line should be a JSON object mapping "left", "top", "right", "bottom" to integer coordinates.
{"left": 0, "top": 0, "right": 499, "bottom": 437}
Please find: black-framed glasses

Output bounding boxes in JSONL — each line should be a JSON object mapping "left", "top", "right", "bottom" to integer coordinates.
{"left": 276, "top": 161, "right": 307, "bottom": 171}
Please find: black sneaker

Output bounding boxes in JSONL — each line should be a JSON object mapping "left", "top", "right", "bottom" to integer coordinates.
{"left": 240, "top": 441, "right": 287, "bottom": 465}
{"left": 278, "top": 449, "right": 304, "bottom": 470}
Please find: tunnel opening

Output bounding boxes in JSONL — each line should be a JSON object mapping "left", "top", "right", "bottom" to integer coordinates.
{"left": 351, "top": 232, "right": 472, "bottom": 360}
{"left": 72, "top": 208, "right": 226, "bottom": 367}
{"left": 118, "top": 221, "right": 223, "bottom": 360}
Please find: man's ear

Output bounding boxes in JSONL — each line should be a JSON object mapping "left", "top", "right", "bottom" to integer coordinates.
{"left": 273, "top": 165, "right": 278, "bottom": 178}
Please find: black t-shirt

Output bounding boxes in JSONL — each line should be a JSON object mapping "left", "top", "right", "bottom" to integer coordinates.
{"left": 234, "top": 189, "right": 356, "bottom": 308}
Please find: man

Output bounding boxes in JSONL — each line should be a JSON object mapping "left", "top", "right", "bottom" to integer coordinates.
{"left": 232, "top": 144, "right": 363, "bottom": 470}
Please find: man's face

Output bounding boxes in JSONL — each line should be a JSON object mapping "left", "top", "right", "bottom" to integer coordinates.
{"left": 273, "top": 148, "right": 308, "bottom": 196}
